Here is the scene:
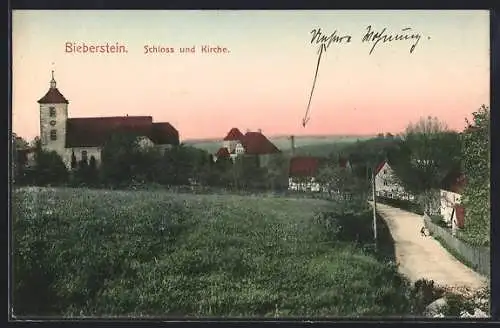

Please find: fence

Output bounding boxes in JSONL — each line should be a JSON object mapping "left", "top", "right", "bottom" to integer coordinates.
{"left": 423, "top": 215, "right": 490, "bottom": 277}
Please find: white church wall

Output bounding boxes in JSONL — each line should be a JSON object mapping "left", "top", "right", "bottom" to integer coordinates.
{"left": 69, "top": 147, "right": 102, "bottom": 167}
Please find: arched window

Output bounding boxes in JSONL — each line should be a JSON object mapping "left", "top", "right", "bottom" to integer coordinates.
{"left": 50, "top": 130, "right": 57, "bottom": 141}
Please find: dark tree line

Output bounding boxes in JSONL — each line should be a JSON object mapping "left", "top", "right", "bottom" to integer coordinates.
{"left": 12, "top": 131, "right": 290, "bottom": 191}
{"left": 326, "top": 116, "right": 463, "bottom": 214}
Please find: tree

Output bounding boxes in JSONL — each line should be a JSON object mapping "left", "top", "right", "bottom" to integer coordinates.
{"left": 30, "top": 138, "right": 68, "bottom": 186}
{"left": 187, "top": 148, "right": 212, "bottom": 186}
{"left": 231, "top": 155, "right": 266, "bottom": 190}
{"left": 70, "top": 151, "right": 77, "bottom": 170}
{"left": 12, "top": 133, "right": 29, "bottom": 149}
{"left": 155, "top": 144, "right": 198, "bottom": 186}
{"left": 74, "top": 156, "right": 89, "bottom": 185}
{"left": 132, "top": 147, "right": 162, "bottom": 184}
{"left": 10, "top": 133, "right": 28, "bottom": 182}
{"left": 88, "top": 156, "right": 99, "bottom": 184}
{"left": 196, "top": 153, "right": 216, "bottom": 186}
{"left": 100, "top": 132, "right": 141, "bottom": 187}
{"left": 206, "top": 156, "right": 232, "bottom": 188}
{"left": 391, "top": 116, "right": 462, "bottom": 214}
{"left": 265, "top": 153, "right": 289, "bottom": 191}
{"left": 340, "top": 136, "right": 401, "bottom": 184}
{"left": 460, "top": 105, "right": 490, "bottom": 246}
{"left": 317, "top": 164, "right": 368, "bottom": 202}
{"left": 11, "top": 133, "right": 30, "bottom": 184}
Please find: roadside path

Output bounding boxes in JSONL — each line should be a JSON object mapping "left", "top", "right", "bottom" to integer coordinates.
{"left": 373, "top": 202, "right": 488, "bottom": 291}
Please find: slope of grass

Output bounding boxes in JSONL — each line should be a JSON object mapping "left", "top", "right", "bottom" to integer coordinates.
{"left": 13, "top": 187, "right": 414, "bottom": 318}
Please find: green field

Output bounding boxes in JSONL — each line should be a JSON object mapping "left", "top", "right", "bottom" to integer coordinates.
{"left": 13, "top": 187, "right": 415, "bottom": 317}
{"left": 183, "top": 135, "right": 374, "bottom": 155}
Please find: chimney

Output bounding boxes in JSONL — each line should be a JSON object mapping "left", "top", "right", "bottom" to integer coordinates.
{"left": 258, "top": 128, "right": 262, "bottom": 133}
{"left": 290, "top": 135, "right": 295, "bottom": 155}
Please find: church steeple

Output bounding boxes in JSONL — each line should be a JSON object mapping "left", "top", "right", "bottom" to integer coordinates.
{"left": 50, "top": 70, "right": 56, "bottom": 89}
{"left": 38, "top": 69, "right": 69, "bottom": 104}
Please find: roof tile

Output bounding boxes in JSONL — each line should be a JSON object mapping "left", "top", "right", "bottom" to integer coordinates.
{"left": 38, "top": 88, "right": 69, "bottom": 104}
{"left": 223, "top": 128, "right": 244, "bottom": 141}
{"left": 215, "top": 147, "right": 230, "bottom": 158}
{"left": 65, "top": 116, "right": 179, "bottom": 148}
{"left": 241, "top": 132, "right": 280, "bottom": 155}
{"left": 289, "top": 156, "right": 320, "bottom": 177}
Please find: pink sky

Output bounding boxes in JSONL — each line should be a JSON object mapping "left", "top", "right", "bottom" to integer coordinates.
{"left": 12, "top": 10, "right": 490, "bottom": 141}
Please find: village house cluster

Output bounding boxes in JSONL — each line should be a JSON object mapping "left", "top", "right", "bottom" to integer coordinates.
{"left": 373, "top": 160, "right": 466, "bottom": 232}
{"left": 16, "top": 71, "right": 467, "bottom": 233}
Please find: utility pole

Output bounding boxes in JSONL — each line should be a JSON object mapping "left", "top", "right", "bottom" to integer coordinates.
{"left": 371, "top": 168, "right": 378, "bottom": 246}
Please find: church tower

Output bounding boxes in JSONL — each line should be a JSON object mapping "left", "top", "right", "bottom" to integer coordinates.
{"left": 37, "top": 70, "right": 69, "bottom": 157}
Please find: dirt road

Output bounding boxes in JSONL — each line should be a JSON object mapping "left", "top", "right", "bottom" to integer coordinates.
{"left": 373, "top": 203, "right": 488, "bottom": 291}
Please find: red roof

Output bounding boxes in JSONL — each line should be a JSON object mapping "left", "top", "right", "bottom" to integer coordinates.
{"left": 150, "top": 122, "right": 179, "bottom": 145}
{"left": 215, "top": 147, "right": 230, "bottom": 158}
{"left": 374, "top": 161, "right": 387, "bottom": 175}
{"left": 289, "top": 156, "right": 320, "bottom": 177}
{"left": 241, "top": 132, "right": 280, "bottom": 155}
{"left": 65, "top": 116, "right": 179, "bottom": 148}
{"left": 38, "top": 88, "right": 69, "bottom": 104}
{"left": 455, "top": 205, "right": 465, "bottom": 228}
{"left": 223, "top": 128, "right": 244, "bottom": 141}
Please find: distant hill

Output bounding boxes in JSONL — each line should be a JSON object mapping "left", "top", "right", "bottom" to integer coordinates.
{"left": 183, "top": 135, "right": 375, "bottom": 156}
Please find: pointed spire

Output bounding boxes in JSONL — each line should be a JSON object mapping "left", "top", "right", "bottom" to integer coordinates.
{"left": 50, "top": 70, "right": 56, "bottom": 89}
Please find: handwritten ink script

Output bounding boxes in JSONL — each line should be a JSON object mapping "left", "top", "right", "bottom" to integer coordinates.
{"left": 310, "top": 25, "right": 427, "bottom": 55}
{"left": 301, "top": 25, "right": 429, "bottom": 127}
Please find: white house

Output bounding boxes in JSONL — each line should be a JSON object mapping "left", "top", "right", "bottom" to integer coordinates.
{"left": 37, "top": 70, "right": 179, "bottom": 169}
{"left": 288, "top": 156, "right": 351, "bottom": 192}
{"left": 374, "top": 160, "right": 413, "bottom": 200}
{"left": 214, "top": 127, "right": 280, "bottom": 166}
{"left": 440, "top": 171, "right": 466, "bottom": 232}
{"left": 288, "top": 156, "right": 322, "bottom": 192}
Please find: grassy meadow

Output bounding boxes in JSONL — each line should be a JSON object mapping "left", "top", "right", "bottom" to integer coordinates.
{"left": 13, "top": 187, "right": 418, "bottom": 318}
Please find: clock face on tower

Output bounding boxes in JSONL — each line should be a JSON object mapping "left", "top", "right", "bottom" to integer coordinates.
{"left": 50, "top": 120, "right": 56, "bottom": 126}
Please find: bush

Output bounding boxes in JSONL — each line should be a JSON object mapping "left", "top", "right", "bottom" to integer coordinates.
{"left": 430, "top": 214, "right": 448, "bottom": 228}
{"left": 443, "top": 292, "right": 473, "bottom": 317}
{"left": 409, "top": 279, "right": 444, "bottom": 314}
{"left": 460, "top": 105, "right": 490, "bottom": 247}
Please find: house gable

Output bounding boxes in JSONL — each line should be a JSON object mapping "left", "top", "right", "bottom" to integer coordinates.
{"left": 223, "top": 128, "right": 245, "bottom": 141}
{"left": 241, "top": 131, "right": 280, "bottom": 155}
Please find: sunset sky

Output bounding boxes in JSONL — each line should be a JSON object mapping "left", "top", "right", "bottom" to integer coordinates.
{"left": 12, "top": 10, "right": 489, "bottom": 141}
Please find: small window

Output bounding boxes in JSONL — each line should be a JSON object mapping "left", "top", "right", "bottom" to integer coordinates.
{"left": 383, "top": 169, "right": 387, "bottom": 174}
{"left": 49, "top": 107, "right": 56, "bottom": 117}
{"left": 50, "top": 129, "right": 57, "bottom": 141}
{"left": 384, "top": 181, "right": 388, "bottom": 186}
{"left": 81, "top": 150, "right": 88, "bottom": 162}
